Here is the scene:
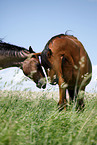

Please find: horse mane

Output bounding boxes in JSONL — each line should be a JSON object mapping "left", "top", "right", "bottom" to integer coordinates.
{"left": 0, "top": 41, "right": 28, "bottom": 52}
{"left": 41, "top": 45, "right": 52, "bottom": 69}
{"left": 0, "top": 41, "right": 34, "bottom": 57}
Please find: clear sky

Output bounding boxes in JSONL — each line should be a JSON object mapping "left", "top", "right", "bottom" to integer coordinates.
{"left": 0, "top": 0, "right": 97, "bottom": 65}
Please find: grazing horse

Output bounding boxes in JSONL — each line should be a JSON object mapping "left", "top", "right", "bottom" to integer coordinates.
{"left": 0, "top": 41, "right": 46, "bottom": 89}
{"left": 41, "top": 34, "right": 92, "bottom": 110}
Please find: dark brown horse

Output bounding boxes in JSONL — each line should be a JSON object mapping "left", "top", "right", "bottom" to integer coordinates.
{"left": 0, "top": 41, "right": 46, "bottom": 89}
{"left": 41, "top": 34, "right": 92, "bottom": 110}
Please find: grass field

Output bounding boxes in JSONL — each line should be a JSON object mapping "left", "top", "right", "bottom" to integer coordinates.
{"left": 0, "top": 90, "right": 97, "bottom": 145}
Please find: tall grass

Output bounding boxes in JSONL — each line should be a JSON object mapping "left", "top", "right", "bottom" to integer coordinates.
{"left": 0, "top": 90, "right": 97, "bottom": 145}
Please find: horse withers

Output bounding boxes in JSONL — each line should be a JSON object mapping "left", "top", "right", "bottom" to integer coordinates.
{"left": 41, "top": 34, "right": 92, "bottom": 110}
{"left": 0, "top": 41, "right": 46, "bottom": 89}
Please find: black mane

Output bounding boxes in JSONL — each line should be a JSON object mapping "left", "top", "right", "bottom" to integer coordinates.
{"left": 0, "top": 41, "right": 32, "bottom": 57}
{"left": 41, "top": 45, "right": 52, "bottom": 69}
{"left": 0, "top": 41, "right": 28, "bottom": 52}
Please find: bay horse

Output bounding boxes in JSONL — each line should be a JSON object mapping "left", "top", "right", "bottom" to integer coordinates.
{"left": 41, "top": 34, "right": 92, "bottom": 110}
{"left": 0, "top": 41, "right": 46, "bottom": 89}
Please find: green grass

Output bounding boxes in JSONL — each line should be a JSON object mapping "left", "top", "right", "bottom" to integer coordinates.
{"left": 0, "top": 90, "right": 97, "bottom": 145}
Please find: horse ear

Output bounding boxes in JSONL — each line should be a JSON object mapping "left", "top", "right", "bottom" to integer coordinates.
{"left": 29, "top": 46, "right": 35, "bottom": 53}
{"left": 47, "top": 49, "right": 52, "bottom": 58}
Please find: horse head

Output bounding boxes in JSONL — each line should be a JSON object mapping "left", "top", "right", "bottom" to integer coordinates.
{"left": 23, "top": 47, "right": 46, "bottom": 89}
{"left": 41, "top": 47, "right": 58, "bottom": 85}
{"left": 0, "top": 42, "right": 47, "bottom": 89}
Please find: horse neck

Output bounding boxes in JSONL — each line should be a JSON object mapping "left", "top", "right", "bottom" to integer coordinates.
{"left": 0, "top": 50, "right": 30, "bottom": 69}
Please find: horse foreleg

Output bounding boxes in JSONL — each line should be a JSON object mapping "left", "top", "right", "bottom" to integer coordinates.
{"left": 57, "top": 76, "right": 67, "bottom": 111}
{"left": 52, "top": 57, "right": 67, "bottom": 110}
{"left": 58, "top": 86, "right": 66, "bottom": 111}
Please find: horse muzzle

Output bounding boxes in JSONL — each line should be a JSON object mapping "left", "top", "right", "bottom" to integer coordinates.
{"left": 36, "top": 78, "right": 46, "bottom": 89}
{"left": 50, "top": 76, "right": 58, "bottom": 85}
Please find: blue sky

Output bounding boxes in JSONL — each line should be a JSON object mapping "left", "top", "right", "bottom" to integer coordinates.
{"left": 0, "top": 0, "right": 97, "bottom": 92}
{"left": 0, "top": 0, "right": 97, "bottom": 65}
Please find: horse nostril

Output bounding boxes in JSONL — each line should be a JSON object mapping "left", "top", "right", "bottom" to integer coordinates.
{"left": 42, "top": 84, "right": 46, "bottom": 89}
{"left": 50, "top": 77, "right": 58, "bottom": 85}
{"left": 36, "top": 83, "right": 41, "bottom": 89}
{"left": 36, "top": 79, "right": 46, "bottom": 89}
